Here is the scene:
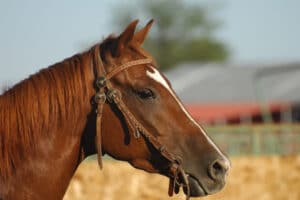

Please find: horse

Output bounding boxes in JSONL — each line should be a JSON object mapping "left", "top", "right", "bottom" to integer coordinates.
{"left": 0, "top": 20, "right": 230, "bottom": 200}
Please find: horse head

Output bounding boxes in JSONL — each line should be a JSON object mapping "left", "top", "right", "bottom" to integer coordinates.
{"left": 84, "top": 20, "right": 230, "bottom": 199}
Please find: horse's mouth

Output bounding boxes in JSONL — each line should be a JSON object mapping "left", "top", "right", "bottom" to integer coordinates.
{"left": 168, "top": 171, "right": 208, "bottom": 197}
{"left": 166, "top": 165, "right": 209, "bottom": 198}
{"left": 183, "top": 174, "right": 207, "bottom": 197}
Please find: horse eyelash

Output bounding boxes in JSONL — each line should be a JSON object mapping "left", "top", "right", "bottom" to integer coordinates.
{"left": 133, "top": 88, "right": 156, "bottom": 100}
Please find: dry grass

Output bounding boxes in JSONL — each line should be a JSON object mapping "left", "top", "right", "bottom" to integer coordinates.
{"left": 64, "top": 156, "right": 300, "bottom": 200}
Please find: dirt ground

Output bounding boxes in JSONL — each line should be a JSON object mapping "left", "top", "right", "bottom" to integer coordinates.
{"left": 64, "top": 156, "right": 300, "bottom": 200}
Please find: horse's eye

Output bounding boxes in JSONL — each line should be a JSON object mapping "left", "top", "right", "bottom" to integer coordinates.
{"left": 134, "top": 88, "right": 156, "bottom": 100}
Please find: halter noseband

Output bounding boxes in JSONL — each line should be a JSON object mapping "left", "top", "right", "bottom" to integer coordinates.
{"left": 91, "top": 45, "right": 190, "bottom": 200}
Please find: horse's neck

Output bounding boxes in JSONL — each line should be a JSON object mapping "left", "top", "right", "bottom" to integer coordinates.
{"left": 0, "top": 52, "right": 95, "bottom": 199}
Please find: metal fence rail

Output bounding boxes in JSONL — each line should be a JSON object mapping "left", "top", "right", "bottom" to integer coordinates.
{"left": 205, "top": 124, "right": 300, "bottom": 155}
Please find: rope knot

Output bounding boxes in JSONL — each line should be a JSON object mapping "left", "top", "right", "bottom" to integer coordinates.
{"left": 95, "top": 76, "right": 107, "bottom": 89}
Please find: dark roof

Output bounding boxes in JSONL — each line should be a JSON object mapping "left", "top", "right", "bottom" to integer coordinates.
{"left": 165, "top": 62, "right": 300, "bottom": 103}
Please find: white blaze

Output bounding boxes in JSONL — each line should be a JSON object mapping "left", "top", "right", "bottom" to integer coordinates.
{"left": 146, "top": 66, "right": 224, "bottom": 155}
{"left": 146, "top": 66, "right": 200, "bottom": 126}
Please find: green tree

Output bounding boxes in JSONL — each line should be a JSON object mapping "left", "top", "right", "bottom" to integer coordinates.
{"left": 114, "top": 0, "right": 229, "bottom": 70}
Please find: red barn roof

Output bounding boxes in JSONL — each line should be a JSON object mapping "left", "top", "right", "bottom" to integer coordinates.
{"left": 185, "top": 102, "right": 291, "bottom": 124}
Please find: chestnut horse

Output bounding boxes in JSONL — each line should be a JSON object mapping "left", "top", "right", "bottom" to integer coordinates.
{"left": 0, "top": 20, "right": 230, "bottom": 200}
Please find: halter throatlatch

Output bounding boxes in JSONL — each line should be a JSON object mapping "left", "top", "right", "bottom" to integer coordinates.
{"left": 92, "top": 45, "right": 191, "bottom": 200}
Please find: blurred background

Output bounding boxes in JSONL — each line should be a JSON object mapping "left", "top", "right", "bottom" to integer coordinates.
{"left": 1, "top": 0, "right": 300, "bottom": 199}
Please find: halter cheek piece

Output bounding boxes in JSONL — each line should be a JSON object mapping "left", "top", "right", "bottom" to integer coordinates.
{"left": 92, "top": 45, "right": 190, "bottom": 200}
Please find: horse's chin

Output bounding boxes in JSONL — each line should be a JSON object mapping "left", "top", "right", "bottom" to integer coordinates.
{"left": 183, "top": 175, "right": 207, "bottom": 197}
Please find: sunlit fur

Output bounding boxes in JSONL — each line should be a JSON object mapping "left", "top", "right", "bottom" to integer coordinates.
{"left": 0, "top": 52, "right": 92, "bottom": 180}
{"left": 0, "top": 20, "right": 229, "bottom": 200}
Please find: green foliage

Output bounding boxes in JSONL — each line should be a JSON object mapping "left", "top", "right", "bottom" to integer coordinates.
{"left": 114, "top": 0, "right": 229, "bottom": 70}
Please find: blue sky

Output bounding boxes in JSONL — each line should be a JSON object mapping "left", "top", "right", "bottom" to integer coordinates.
{"left": 0, "top": 0, "right": 300, "bottom": 86}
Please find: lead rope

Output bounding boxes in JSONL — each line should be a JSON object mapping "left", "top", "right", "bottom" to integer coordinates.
{"left": 106, "top": 88, "right": 191, "bottom": 200}
{"left": 178, "top": 166, "right": 191, "bottom": 200}
{"left": 106, "top": 85, "right": 191, "bottom": 200}
{"left": 92, "top": 46, "right": 106, "bottom": 169}
{"left": 92, "top": 45, "right": 191, "bottom": 199}
{"left": 169, "top": 163, "right": 191, "bottom": 200}
{"left": 94, "top": 90, "right": 106, "bottom": 169}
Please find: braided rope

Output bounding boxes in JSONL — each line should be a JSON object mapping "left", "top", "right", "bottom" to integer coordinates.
{"left": 106, "top": 58, "right": 153, "bottom": 80}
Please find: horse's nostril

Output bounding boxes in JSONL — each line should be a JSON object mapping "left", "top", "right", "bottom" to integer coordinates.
{"left": 208, "top": 159, "right": 230, "bottom": 181}
{"left": 213, "top": 161, "right": 223, "bottom": 172}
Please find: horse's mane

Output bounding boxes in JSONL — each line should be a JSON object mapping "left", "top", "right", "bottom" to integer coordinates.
{"left": 0, "top": 44, "right": 101, "bottom": 179}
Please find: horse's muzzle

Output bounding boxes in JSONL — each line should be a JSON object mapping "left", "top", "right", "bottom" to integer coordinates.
{"left": 184, "top": 158, "right": 230, "bottom": 197}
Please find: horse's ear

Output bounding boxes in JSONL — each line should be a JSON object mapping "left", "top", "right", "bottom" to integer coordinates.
{"left": 133, "top": 19, "right": 154, "bottom": 45}
{"left": 115, "top": 19, "right": 139, "bottom": 56}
